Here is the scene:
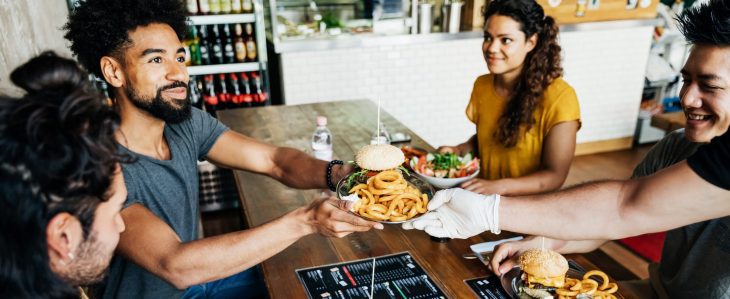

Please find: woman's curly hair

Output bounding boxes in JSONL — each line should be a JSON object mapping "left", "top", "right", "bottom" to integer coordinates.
{"left": 484, "top": 0, "right": 563, "bottom": 148}
{"left": 63, "top": 0, "right": 187, "bottom": 78}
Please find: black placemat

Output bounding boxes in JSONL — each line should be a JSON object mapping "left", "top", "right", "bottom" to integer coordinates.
{"left": 464, "top": 275, "right": 511, "bottom": 299}
{"left": 295, "top": 251, "right": 446, "bottom": 299}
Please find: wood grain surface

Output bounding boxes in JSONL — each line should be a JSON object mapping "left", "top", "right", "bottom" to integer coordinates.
{"left": 217, "top": 100, "right": 628, "bottom": 298}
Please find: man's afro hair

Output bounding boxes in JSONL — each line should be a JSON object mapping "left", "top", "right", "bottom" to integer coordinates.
{"left": 64, "top": 0, "right": 188, "bottom": 78}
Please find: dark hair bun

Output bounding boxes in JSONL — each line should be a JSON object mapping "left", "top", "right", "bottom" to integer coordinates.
{"left": 1, "top": 51, "right": 122, "bottom": 202}
{"left": 9, "top": 51, "right": 88, "bottom": 99}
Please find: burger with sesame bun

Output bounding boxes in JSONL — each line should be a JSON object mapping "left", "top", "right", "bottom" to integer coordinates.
{"left": 355, "top": 144, "right": 406, "bottom": 173}
{"left": 341, "top": 143, "right": 410, "bottom": 190}
{"left": 341, "top": 144, "right": 436, "bottom": 223}
{"left": 518, "top": 248, "right": 568, "bottom": 297}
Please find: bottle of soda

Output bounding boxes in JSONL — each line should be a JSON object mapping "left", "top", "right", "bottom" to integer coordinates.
{"left": 189, "top": 75, "right": 202, "bottom": 106}
{"left": 186, "top": 0, "right": 199, "bottom": 15}
{"left": 220, "top": 0, "right": 232, "bottom": 14}
{"left": 244, "top": 23, "right": 257, "bottom": 62}
{"left": 202, "top": 74, "right": 218, "bottom": 116}
{"left": 183, "top": 34, "right": 192, "bottom": 66}
{"left": 198, "top": 0, "right": 211, "bottom": 14}
{"left": 198, "top": 25, "right": 211, "bottom": 65}
{"left": 186, "top": 25, "right": 201, "bottom": 66}
{"left": 228, "top": 73, "right": 242, "bottom": 106}
{"left": 239, "top": 72, "right": 253, "bottom": 107}
{"left": 209, "top": 0, "right": 221, "bottom": 14}
{"left": 242, "top": 0, "right": 253, "bottom": 13}
{"left": 210, "top": 25, "right": 224, "bottom": 65}
{"left": 251, "top": 72, "right": 267, "bottom": 105}
{"left": 217, "top": 73, "right": 230, "bottom": 108}
{"left": 234, "top": 23, "right": 247, "bottom": 63}
{"left": 222, "top": 24, "right": 236, "bottom": 64}
{"left": 311, "top": 116, "right": 333, "bottom": 161}
{"left": 231, "top": 0, "right": 242, "bottom": 13}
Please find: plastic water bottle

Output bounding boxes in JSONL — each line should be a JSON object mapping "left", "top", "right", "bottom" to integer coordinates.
{"left": 311, "top": 116, "right": 333, "bottom": 161}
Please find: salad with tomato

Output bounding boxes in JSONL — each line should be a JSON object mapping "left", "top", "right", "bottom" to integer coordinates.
{"left": 410, "top": 152, "right": 480, "bottom": 179}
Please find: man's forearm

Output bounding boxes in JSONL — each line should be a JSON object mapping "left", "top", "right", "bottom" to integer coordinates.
{"left": 271, "top": 147, "right": 329, "bottom": 189}
{"left": 501, "top": 161, "right": 730, "bottom": 241}
{"left": 552, "top": 239, "right": 607, "bottom": 254}
{"left": 490, "top": 168, "right": 567, "bottom": 196}
{"left": 500, "top": 180, "right": 633, "bottom": 240}
{"left": 522, "top": 236, "right": 606, "bottom": 254}
{"left": 159, "top": 208, "right": 312, "bottom": 288}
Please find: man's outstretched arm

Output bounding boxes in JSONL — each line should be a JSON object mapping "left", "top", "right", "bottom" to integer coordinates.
{"left": 407, "top": 161, "right": 730, "bottom": 241}
{"left": 501, "top": 161, "right": 730, "bottom": 240}
{"left": 117, "top": 197, "right": 381, "bottom": 289}
{"left": 206, "top": 131, "right": 350, "bottom": 189}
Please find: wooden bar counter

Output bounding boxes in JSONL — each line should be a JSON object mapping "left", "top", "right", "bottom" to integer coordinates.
{"left": 217, "top": 100, "right": 631, "bottom": 298}
{"left": 651, "top": 111, "right": 685, "bottom": 132}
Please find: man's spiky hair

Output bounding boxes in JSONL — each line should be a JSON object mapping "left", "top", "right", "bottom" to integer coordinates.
{"left": 64, "top": 0, "right": 188, "bottom": 78}
{"left": 676, "top": 0, "right": 730, "bottom": 46}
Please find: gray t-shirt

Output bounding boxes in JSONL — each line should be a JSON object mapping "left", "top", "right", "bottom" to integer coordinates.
{"left": 631, "top": 130, "right": 730, "bottom": 298}
{"left": 101, "top": 108, "right": 228, "bottom": 299}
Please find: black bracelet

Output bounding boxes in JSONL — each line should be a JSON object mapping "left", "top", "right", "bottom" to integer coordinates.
{"left": 326, "top": 160, "right": 344, "bottom": 192}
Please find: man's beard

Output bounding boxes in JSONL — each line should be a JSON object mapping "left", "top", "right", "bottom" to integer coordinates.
{"left": 60, "top": 231, "right": 114, "bottom": 286}
{"left": 126, "top": 81, "right": 192, "bottom": 124}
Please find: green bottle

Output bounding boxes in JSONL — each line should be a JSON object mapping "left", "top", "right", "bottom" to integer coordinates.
{"left": 188, "top": 25, "right": 202, "bottom": 65}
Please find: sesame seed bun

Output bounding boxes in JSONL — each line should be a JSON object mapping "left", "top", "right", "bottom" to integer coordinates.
{"left": 519, "top": 248, "right": 568, "bottom": 279}
{"left": 355, "top": 144, "right": 405, "bottom": 171}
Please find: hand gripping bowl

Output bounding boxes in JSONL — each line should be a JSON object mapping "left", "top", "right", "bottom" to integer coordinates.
{"left": 336, "top": 169, "right": 435, "bottom": 224}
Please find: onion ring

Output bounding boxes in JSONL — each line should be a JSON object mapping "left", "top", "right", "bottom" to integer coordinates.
{"left": 583, "top": 270, "right": 610, "bottom": 290}
{"left": 347, "top": 170, "right": 430, "bottom": 222}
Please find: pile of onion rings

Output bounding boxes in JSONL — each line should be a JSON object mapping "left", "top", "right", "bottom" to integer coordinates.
{"left": 349, "top": 170, "right": 429, "bottom": 222}
{"left": 556, "top": 270, "right": 619, "bottom": 299}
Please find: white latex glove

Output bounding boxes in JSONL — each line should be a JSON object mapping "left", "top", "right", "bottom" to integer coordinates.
{"left": 402, "top": 188, "right": 500, "bottom": 239}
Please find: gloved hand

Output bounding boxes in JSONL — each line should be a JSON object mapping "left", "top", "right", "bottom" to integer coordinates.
{"left": 402, "top": 188, "right": 501, "bottom": 239}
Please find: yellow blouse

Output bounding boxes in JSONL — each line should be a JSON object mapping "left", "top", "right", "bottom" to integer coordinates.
{"left": 466, "top": 74, "right": 580, "bottom": 180}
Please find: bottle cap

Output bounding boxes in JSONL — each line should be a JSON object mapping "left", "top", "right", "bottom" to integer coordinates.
{"left": 316, "top": 116, "right": 327, "bottom": 126}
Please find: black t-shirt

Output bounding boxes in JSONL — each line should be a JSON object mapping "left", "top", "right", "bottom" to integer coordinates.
{"left": 687, "top": 131, "right": 730, "bottom": 190}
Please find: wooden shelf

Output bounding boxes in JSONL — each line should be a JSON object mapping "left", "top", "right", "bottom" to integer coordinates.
{"left": 187, "top": 62, "right": 260, "bottom": 75}
{"left": 651, "top": 111, "right": 685, "bottom": 132}
{"left": 188, "top": 13, "right": 255, "bottom": 25}
{"left": 536, "top": 0, "right": 659, "bottom": 24}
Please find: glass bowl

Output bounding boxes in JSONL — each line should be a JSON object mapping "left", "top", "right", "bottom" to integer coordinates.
{"left": 336, "top": 169, "right": 435, "bottom": 224}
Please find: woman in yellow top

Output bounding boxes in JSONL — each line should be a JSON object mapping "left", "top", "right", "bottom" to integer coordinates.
{"left": 439, "top": 0, "right": 580, "bottom": 196}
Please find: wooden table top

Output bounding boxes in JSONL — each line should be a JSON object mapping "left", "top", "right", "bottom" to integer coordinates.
{"left": 651, "top": 111, "right": 685, "bottom": 132}
{"left": 217, "top": 100, "right": 621, "bottom": 298}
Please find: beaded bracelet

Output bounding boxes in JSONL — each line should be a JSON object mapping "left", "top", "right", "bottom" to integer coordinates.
{"left": 326, "top": 160, "right": 344, "bottom": 192}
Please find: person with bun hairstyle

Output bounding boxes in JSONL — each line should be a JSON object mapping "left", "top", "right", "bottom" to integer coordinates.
{"left": 439, "top": 0, "right": 580, "bottom": 196}
{"left": 0, "top": 52, "right": 127, "bottom": 299}
{"left": 63, "top": 0, "right": 382, "bottom": 298}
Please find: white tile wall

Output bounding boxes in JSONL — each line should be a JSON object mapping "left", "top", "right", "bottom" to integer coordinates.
{"left": 281, "top": 25, "right": 655, "bottom": 148}
{"left": 561, "top": 26, "right": 655, "bottom": 143}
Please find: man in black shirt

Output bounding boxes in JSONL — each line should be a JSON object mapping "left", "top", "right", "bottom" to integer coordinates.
{"left": 687, "top": 132, "right": 730, "bottom": 189}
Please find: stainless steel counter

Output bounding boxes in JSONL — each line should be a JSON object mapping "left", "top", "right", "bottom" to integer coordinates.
{"left": 273, "top": 18, "right": 659, "bottom": 53}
